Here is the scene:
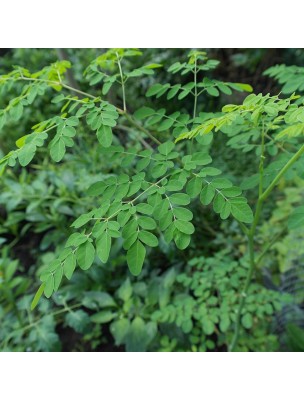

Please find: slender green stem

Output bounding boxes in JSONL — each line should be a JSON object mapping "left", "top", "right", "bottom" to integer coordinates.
{"left": 229, "top": 234, "right": 255, "bottom": 352}
{"left": 260, "top": 143, "right": 304, "bottom": 202}
{"left": 116, "top": 52, "right": 126, "bottom": 112}
{"left": 258, "top": 121, "right": 265, "bottom": 197}
{"left": 190, "top": 59, "right": 198, "bottom": 156}
{"left": 7, "top": 76, "right": 97, "bottom": 100}
{"left": 117, "top": 124, "right": 153, "bottom": 150}
{"left": 229, "top": 197, "right": 263, "bottom": 352}
{"left": 230, "top": 141, "right": 304, "bottom": 351}
{"left": 193, "top": 56, "right": 198, "bottom": 119}
{"left": 3, "top": 75, "right": 163, "bottom": 147}
{"left": 265, "top": 132, "right": 290, "bottom": 154}
{"left": 255, "top": 228, "right": 287, "bottom": 267}
{"left": 123, "top": 112, "right": 161, "bottom": 145}
{"left": 229, "top": 123, "right": 266, "bottom": 352}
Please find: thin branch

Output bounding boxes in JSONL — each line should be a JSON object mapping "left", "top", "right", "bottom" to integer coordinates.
{"left": 115, "top": 51, "right": 126, "bottom": 112}
{"left": 123, "top": 112, "right": 161, "bottom": 145}
{"left": 260, "top": 144, "right": 304, "bottom": 201}
{"left": 255, "top": 228, "right": 287, "bottom": 266}
{"left": 3, "top": 75, "right": 162, "bottom": 146}
{"left": 56, "top": 49, "right": 81, "bottom": 94}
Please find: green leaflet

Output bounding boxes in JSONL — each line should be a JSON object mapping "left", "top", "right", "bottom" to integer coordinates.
{"left": 151, "top": 163, "right": 167, "bottom": 178}
{"left": 241, "top": 313, "right": 253, "bottom": 329}
{"left": 96, "top": 232, "right": 112, "bottom": 263}
{"left": 65, "top": 232, "right": 88, "bottom": 248}
{"left": 174, "top": 231, "right": 191, "bottom": 250}
{"left": 18, "top": 144, "right": 36, "bottom": 166}
{"left": 206, "top": 86, "right": 219, "bottom": 97}
{"left": 71, "top": 213, "right": 92, "bottom": 228}
{"left": 110, "top": 318, "right": 130, "bottom": 346}
{"left": 117, "top": 278, "right": 133, "bottom": 301}
{"left": 169, "top": 193, "right": 191, "bottom": 205}
{"left": 174, "top": 220, "right": 195, "bottom": 235}
{"left": 200, "top": 185, "right": 215, "bottom": 205}
{"left": 134, "top": 106, "right": 155, "bottom": 120}
{"left": 97, "top": 125, "right": 113, "bottom": 147}
{"left": 17, "top": 132, "right": 48, "bottom": 166}
{"left": 220, "top": 202, "right": 231, "bottom": 220}
{"left": 127, "top": 240, "right": 146, "bottom": 276}
{"left": 50, "top": 138, "right": 66, "bottom": 162}
{"left": 91, "top": 310, "right": 117, "bottom": 324}
{"left": 54, "top": 266, "right": 63, "bottom": 291}
{"left": 219, "top": 314, "right": 231, "bottom": 333}
{"left": 202, "top": 319, "right": 215, "bottom": 335}
{"left": 138, "top": 231, "right": 158, "bottom": 247}
{"left": 158, "top": 141, "right": 175, "bottom": 156}
{"left": 30, "top": 283, "right": 46, "bottom": 310}
{"left": 82, "top": 292, "right": 116, "bottom": 309}
{"left": 138, "top": 216, "right": 156, "bottom": 230}
{"left": 173, "top": 207, "right": 193, "bottom": 221}
{"left": 211, "top": 178, "right": 233, "bottom": 189}
{"left": 186, "top": 176, "right": 203, "bottom": 198}
{"left": 167, "top": 85, "right": 180, "bottom": 99}
{"left": 146, "top": 83, "right": 164, "bottom": 97}
{"left": 10, "top": 102, "right": 23, "bottom": 121}
{"left": 230, "top": 200, "right": 253, "bottom": 224}
{"left": 213, "top": 193, "right": 225, "bottom": 213}
{"left": 221, "top": 186, "right": 242, "bottom": 197}
{"left": 76, "top": 241, "right": 95, "bottom": 270}
{"left": 64, "top": 253, "right": 77, "bottom": 279}
{"left": 44, "top": 274, "right": 54, "bottom": 298}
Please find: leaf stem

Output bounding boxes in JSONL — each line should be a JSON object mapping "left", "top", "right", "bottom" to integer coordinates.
{"left": 254, "top": 227, "right": 287, "bottom": 267}
{"left": 116, "top": 52, "right": 127, "bottom": 112}
{"left": 123, "top": 112, "right": 161, "bottom": 145}
{"left": 11, "top": 76, "right": 97, "bottom": 100}
{"left": 229, "top": 141, "right": 304, "bottom": 351}
{"left": 193, "top": 56, "right": 198, "bottom": 119}
{"left": 229, "top": 123, "right": 267, "bottom": 351}
{"left": 229, "top": 233, "right": 255, "bottom": 351}
{"left": 260, "top": 143, "right": 304, "bottom": 202}
{"left": 3, "top": 75, "right": 162, "bottom": 146}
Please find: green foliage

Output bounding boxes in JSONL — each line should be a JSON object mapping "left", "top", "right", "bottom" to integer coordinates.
{"left": 1, "top": 48, "right": 304, "bottom": 352}
{"left": 264, "top": 64, "right": 304, "bottom": 94}
{"left": 176, "top": 92, "right": 300, "bottom": 143}
{"left": 286, "top": 324, "right": 304, "bottom": 351}
{"left": 144, "top": 51, "right": 252, "bottom": 103}
{"left": 150, "top": 253, "right": 290, "bottom": 351}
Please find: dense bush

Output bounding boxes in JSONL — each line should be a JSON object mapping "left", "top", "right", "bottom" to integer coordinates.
{"left": 0, "top": 48, "right": 303, "bottom": 352}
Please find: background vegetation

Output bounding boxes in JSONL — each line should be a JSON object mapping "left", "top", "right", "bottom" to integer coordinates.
{"left": 0, "top": 48, "right": 303, "bottom": 352}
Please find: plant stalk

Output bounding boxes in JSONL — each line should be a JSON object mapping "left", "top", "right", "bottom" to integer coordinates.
{"left": 193, "top": 56, "right": 198, "bottom": 119}
{"left": 229, "top": 195, "right": 263, "bottom": 351}
{"left": 229, "top": 142, "right": 304, "bottom": 351}
{"left": 230, "top": 126, "right": 266, "bottom": 351}
{"left": 5, "top": 75, "right": 161, "bottom": 146}
{"left": 123, "top": 112, "right": 161, "bottom": 145}
{"left": 260, "top": 143, "right": 304, "bottom": 202}
{"left": 116, "top": 52, "right": 127, "bottom": 112}
{"left": 229, "top": 233, "right": 255, "bottom": 352}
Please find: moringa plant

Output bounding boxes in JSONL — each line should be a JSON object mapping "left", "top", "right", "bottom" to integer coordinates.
{"left": 1, "top": 49, "right": 303, "bottom": 351}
